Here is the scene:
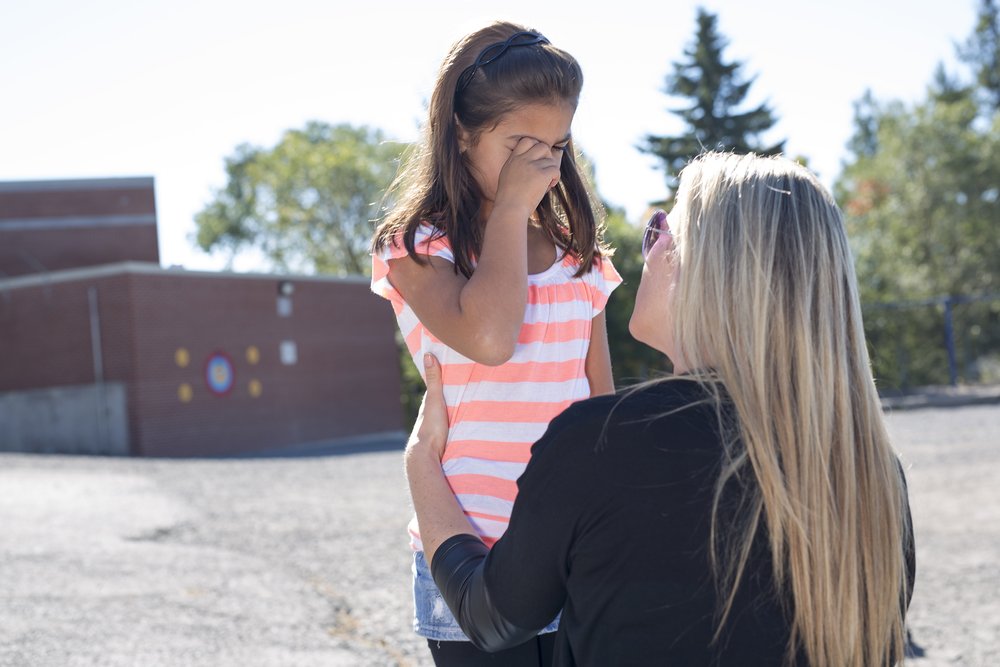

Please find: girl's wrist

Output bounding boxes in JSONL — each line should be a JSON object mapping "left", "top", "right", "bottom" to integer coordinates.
{"left": 487, "top": 200, "right": 533, "bottom": 225}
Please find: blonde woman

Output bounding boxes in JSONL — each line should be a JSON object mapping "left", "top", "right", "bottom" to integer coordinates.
{"left": 406, "top": 151, "right": 915, "bottom": 666}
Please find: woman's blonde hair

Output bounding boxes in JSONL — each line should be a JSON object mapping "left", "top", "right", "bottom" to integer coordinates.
{"left": 670, "top": 152, "right": 911, "bottom": 666}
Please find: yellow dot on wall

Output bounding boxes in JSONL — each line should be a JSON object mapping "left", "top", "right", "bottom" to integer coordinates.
{"left": 248, "top": 379, "right": 262, "bottom": 398}
{"left": 175, "top": 348, "right": 190, "bottom": 368}
{"left": 246, "top": 345, "right": 260, "bottom": 365}
{"left": 178, "top": 383, "right": 193, "bottom": 403}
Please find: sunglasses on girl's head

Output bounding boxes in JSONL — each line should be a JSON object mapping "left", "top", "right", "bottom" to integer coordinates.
{"left": 641, "top": 209, "right": 671, "bottom": 260}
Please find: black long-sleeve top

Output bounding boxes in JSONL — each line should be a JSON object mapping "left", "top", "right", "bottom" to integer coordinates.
{"left": 431, "top": 379, "right": 915, "bottom": 666}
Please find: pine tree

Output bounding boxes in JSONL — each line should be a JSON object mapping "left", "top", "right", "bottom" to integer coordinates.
{"left": 847, "top": 89, "right": 881, "bottom": 159}
{"left": 928, "top": 62, "right": 975, "bottom": 105}
{"left": 958, "top": 0, "right": 1000, "bottom": 112}
{"left": 641, "top": 7, "right": 785, "bottom": 195}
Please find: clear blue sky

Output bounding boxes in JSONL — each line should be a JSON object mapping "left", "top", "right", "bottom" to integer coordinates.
{"left": 0, "top": 0, "right": 978, "bottom": 272}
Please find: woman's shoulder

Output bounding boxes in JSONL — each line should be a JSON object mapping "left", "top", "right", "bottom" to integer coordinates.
{"left": 578, "top": 377, "right": 714, "bottom": 417}
{"left": 539, "top": 379, "right": 722, "bottom": 453}
{"left": 522, "top": 378, "right": 725, "bottom": 495}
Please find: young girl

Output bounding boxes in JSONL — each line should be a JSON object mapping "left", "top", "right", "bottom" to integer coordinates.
{"left": 370, "top": 21, "right": 621, "bottom": 666}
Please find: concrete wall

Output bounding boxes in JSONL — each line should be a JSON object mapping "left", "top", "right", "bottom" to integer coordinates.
{"left": 0, "top": 383, "right": 129, "bottom": 455}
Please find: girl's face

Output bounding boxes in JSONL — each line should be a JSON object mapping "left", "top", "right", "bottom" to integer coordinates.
{"left": 458, "top": 101, "right": 575, "bottom": 218}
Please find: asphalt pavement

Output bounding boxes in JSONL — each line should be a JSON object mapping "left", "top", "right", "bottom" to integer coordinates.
{"left": 1, "top": 395, "right": 997, "bottom": 666}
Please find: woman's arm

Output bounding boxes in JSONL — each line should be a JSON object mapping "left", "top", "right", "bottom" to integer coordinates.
{"left": 403, "top": 355, "right": 477, "bottom": 562}
{"left": 405, "top": 353, "right": 572, "bottom": 651}
{"left": 430, "top": 534, "right": 541, "bottom": 651}
{"left": 585, "top": 310, "right": 614, "bottom": 396}
{"left": 404, "top": 355, "right": 539, "bottom": 649}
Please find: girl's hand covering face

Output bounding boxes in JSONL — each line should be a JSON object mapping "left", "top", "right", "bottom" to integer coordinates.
{"left": 459, "top": 101, "right": 574, "bottom": 218}
{"left": 494, "top": 137, "right": 563, "bottom": 215}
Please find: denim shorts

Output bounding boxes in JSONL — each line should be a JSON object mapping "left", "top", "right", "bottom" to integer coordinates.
{"left": 412, "top": 550, "right": 560, "bottom": 641}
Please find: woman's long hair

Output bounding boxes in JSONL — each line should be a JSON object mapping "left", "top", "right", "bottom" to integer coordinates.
{"left": 371, "top": 21, "right": 607, "bottom": 277}
{"left": 670, "top": 152, "right": 911, "bottom": 666}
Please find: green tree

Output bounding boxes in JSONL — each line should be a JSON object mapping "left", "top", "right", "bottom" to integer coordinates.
{"left": 641, "top": 7, "right": 785, "bottom": 197}
{"left": 837, "top": 81, "right": 1000, "bottom": 387}
{"left": 847, "top": 89, "right": 881, "bottom": 158}
{"left": 929, "top": 63, "right": 975, "bottom": 105}
{"left": 195, "top": 122, "right": 403, "bottom": 275}
{"left": 958, "top": 0, "right": 1000, "bottom": 112}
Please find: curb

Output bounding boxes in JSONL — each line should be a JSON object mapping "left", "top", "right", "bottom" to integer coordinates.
{"left": 880, "top": 385, "right": 1000, "bottom": 411}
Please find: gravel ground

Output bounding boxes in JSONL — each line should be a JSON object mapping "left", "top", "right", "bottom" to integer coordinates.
{"left": 0, "top": 404, "right": 997, "bottom": 666}
{"left": 888, "top": 404, "right": 1000, "bottom": 667}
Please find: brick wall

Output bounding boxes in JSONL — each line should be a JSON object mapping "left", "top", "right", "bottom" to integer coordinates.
{"left": 0, "top": 265, "right": 403, "bottom": 456}
{"left": 128, "top": 270, "right": 403, "bottom": 457}
{"left": 0, "top": 271, "right": 133, "bottom": 391}
{"left": 0, "top": 178, "right": 159, "bottom": 277}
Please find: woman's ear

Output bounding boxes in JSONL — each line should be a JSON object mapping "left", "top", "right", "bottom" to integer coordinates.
{"left": 455, "top": 115, "right": 469, "bottom": 153}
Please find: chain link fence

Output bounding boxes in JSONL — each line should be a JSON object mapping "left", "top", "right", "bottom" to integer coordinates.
{"left": 864, "top": 294, "right": 1000, "bottom": 391}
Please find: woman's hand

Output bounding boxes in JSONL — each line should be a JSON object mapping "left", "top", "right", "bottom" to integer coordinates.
{"left": 404, "top": 353, "right": 475, "bottom": 561}
{"left": 406, "top": 353, "right": 450, "bottom": 463}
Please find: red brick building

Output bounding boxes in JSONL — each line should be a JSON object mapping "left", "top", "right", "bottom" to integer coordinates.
{"left": 0, "top": 176, "right": 159, "bottom": 277}
{"left": 0, "top": 177, "right": 404, "bottom": 456}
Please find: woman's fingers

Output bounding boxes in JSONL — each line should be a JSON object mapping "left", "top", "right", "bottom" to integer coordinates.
{"left": 424, "top": 352, "right": 443, "bottom": 390}
{"left": 410, "top": 353, "right": 449, "bottom": 460}
{"left": 651, "top": 229, "right": 674, "bottom": 256}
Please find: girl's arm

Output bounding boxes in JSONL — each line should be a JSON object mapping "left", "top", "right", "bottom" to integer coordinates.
{"left": 585, "top": 310, "right": 614, "bottom": 396}
{"left": 388, "top": 139, "right": 561, "bottom": 366}
{"left": 388, "top": 205, "right": 526, "bottom": 367}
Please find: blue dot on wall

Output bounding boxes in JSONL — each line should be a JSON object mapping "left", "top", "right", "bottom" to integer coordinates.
{"left": 205, "top": 351, "right": 235, "bottom": 396}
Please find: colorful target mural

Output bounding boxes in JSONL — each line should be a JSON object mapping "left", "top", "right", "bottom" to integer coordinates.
{"left": 174, "top": 347, "right": 263, "bottom": 402}
{"left": 205, "top": 351, "right": 235, "bottom": 396}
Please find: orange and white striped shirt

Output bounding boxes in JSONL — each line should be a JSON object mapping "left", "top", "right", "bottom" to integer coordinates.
{"left": 372, "top": 223, "right": 622, "bottom": 551}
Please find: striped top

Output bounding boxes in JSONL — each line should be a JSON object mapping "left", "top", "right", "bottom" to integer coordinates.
{"left": 371, "top": 223, "right": 622, "bottom": 551}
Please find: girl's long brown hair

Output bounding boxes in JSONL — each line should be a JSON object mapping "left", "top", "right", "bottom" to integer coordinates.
{"left": 372, "top": 21, "right": 607, "bottom": 278}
